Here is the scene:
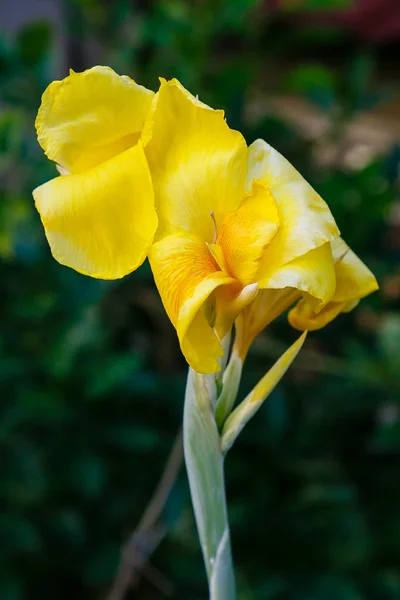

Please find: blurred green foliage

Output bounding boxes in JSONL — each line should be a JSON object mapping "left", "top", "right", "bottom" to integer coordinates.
{"left": 0, "top": 1, "right": 399, "bottom": 599}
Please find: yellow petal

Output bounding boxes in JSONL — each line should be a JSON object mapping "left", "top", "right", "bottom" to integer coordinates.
{"left": 217, "top": 181, "right": 279, "bottom": 286}
{"left": 246, "top": 139, "right": 340, "bottom": 284}
{"left": 234, "top": 288, "right": 300, "bottom": 360}
{"left": 213, "top": 282, "right": 260, "bottom": 342}
{"left": 149, "top": 233, "right": 236, "bottom": 373}
{"left": 144, "top": 79, "right": 247, "bottom": 242}
{"left": 342, "top": 299, "right": 360, "bottom": 313}
{"left": 33, "top": 143, "right": 157, "bottom": 279}
{"left": 331, "top": 238, "right": 379, "bottom": 302}
{"left": 36, "top": 66, "right": 154, "bottom": 173}
{"left": 288, "top": 299, "right": 345, "bottom": 331}
{"left": 233, "top": 243, "right": 336, "bottom": 358}
{"left": 262, "top": 242, "right": 336, "bottom": 304}
{"left": 288, "top": 238, "right": 378, "bottom": 331}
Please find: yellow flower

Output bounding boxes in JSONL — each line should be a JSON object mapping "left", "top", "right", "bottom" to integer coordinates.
{"left": 33, "top": 66, "right": 158, "bottom": 279}
{"left": 147, "top": 80, "right": 340, "bottom": 374}
{"left": 288, "top": 237, "right": 379, "bottom": 331}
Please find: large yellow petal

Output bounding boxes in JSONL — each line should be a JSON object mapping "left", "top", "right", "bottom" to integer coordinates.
{"left": 217, "top": 181, "right": 279, "bottom": 286}
{"left": 233, "top": 243, "right": 336, "bottom": 358}
{"left": 246, "top": 139, "right": 340, "bottom": 284}
{"left": 36, "top": 66, "right": 154, "bottom": 173}
{"left": 144, "top": 79, "right": 248, "bottom": 242}
{"left": 149, "top": 233, "right": 236, "bottom": 373}
{"left": 33, "top": 143, "right": 157, "bottom": 279}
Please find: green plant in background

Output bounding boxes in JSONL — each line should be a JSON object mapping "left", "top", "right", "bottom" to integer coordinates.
{"left": 0, "top": 1, "right": 399, "bottom": 599}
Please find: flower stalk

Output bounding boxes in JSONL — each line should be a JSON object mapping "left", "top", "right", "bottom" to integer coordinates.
{"left": 214, "top": 351, "right": 243, "bottom": 429}
{"left": 184, "top": 368, "right": 236, "bottom": 599}
{"left": 184, "top": 331, "right": 309, "bottom": 598}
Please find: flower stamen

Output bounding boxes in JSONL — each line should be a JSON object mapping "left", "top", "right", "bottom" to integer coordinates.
{"left": 210, "top": 211, "right": 218, "bottom": 244}
{"left": 335, "top": 248, "right": 350, "bottom": 265}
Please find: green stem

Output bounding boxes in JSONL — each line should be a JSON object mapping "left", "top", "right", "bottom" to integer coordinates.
{"left": 183, "top": 368, "right": 236, "bottom": 599}
{"left": 215, "top": 350, "right": 243, "bottom": 430}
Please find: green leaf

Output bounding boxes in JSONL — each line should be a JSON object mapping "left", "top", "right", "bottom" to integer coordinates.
{"left": 221, "top": 332, "right": 307, "bottom": 452}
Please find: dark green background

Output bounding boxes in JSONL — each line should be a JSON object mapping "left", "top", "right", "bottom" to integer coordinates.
{"left": 1, "top": 0, "right": 399, "bottom": 598}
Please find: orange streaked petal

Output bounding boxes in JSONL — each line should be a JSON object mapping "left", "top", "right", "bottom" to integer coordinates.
{"left": 217, "top": 181, "right": 279, "bottom": 286}
{"left": 234, "top": 288, "right": 300, "bottom": 360}
{"left": 149, "top": 233, "right": 236, "bottom": 373}
{"left": 214, "top": 281, "right": 259, "bottom": 342}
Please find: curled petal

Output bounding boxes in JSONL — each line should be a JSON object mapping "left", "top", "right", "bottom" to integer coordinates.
{"left": 331, "top": 238, "right": 379, "bottom": 302}
{"left": 261, "top": 242, "right": 336, "bottom": 304}
{"left": 36, "top": 66, "right": 154, "bottom": 173}
{"left": 144, "top": 79, "right": 248, "bottom": 242}
{"left": 289, "top": 238, "right": 378, "bottom": 331}
{"left": 149, "top": 233, "right": 236, "bottom": 373}
{"left": 288, "top": 299, "right": 345, "bottom": 331}
{"left": 217, "top": 181, "right": 279, "bottom": 286}
{"left": 33, "top": 144, "right": 157, "bottom": 279}
{"left": 214, "top": 282, "right": 259, "bottom": 343}
{"left": 246, "top": 139, "right": 340, "bottom": 283}
{"left": 233, "top": 243, "right": 336, "bottom": 358}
